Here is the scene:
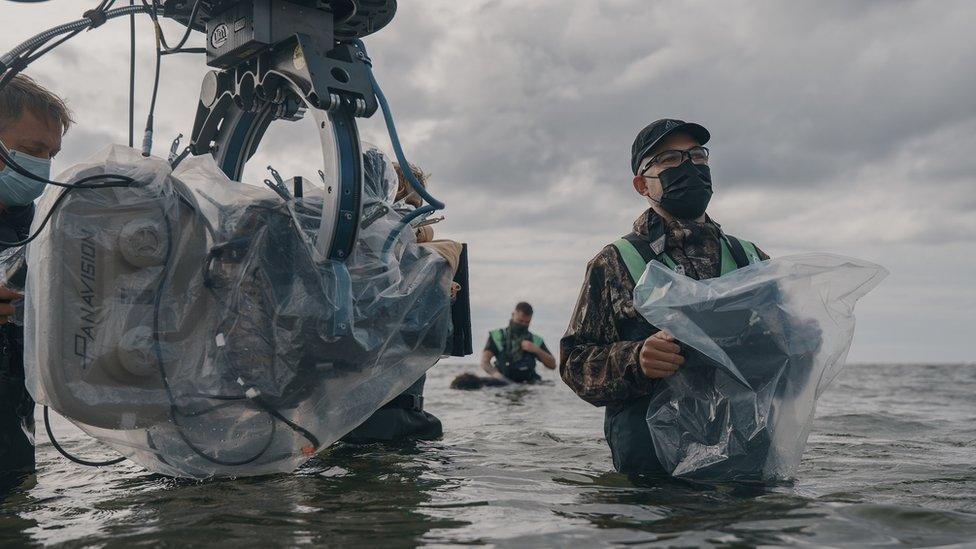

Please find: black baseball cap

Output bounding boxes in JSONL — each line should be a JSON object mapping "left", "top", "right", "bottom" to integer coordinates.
{"left": 631, "top": 119, "right": 710, "bottom": 175}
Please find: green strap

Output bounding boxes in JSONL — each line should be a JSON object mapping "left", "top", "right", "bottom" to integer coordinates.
{"left": 614, "top": 238, "right": 680, "bottom": 282}
{"left": 659, "top": 253, "right": 678, "bottom": 271}
{"left": 717, "top": 236, "right": 765, "bottom": 275}
{"left": 719, "top": 238, "right": 738, "bottom": 276}
{"left": 735, "top": 238, "right": 762, "bottom": 265}
{"left": 490, "top": 329, "right": 504, "bottom": 353}
{"left": 613, "top": 236, "right": 761, "bottom": 281}
{"left": 612, "top": 239, "right": 648, "bottom": 284}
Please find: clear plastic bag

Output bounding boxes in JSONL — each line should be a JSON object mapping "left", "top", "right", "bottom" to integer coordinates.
{"left": 633, "top": 253, "right": 887, "bottom": 481}
{"left": 24, "top": 145, "right": 453, "bottom": 478}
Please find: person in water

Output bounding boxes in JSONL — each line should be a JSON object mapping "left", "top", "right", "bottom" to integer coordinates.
{"left": 559, "top": 119, "right": 769, "bottom": 475}
{"left": 481, "top": 302, "right": 556, "bottom": 383}
{"left": 0, "top": 74, "right": 71, "bottom": 477}
{"left": 342, "top": 158, "right": 461, "bottom": 443}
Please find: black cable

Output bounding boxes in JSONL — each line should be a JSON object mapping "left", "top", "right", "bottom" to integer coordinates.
{"left": 0, "top": 3, "right": 146, "bottom": 187}
{"left": 8, "top": 2, "right": 316, "bottom": 467}
{"left": 93, "top": 0, "right": 117, "bottom": 13}
{"left": 172, "top": 409, "right": 277, "bottom": 466}
{"left": 190, "top": 393, "right": 249, "bottom": 401}
{"left": 129, "top": 0, "right": 135, "bottom": 149}
{"left": 204, "top": 245, "right": 321, "bottom": 452}
{"left": 148, "top": 32, "right": 161, "bottom": 124}
{"left": 0, "top": 143, "right": 137, "bottom": 190}
{"left": 0, "top": 2, "right": 148, "bottom": 242}
{"left": 23, "top": 29, "right": 83, "bottom": 63}
{"left": 1, "top": 3, "right": 149, "bottom": 152}
{"left": 211, "top": 335, "right": 322, "bottom": 451}
{"left": 160, "top": 47, "right": 205, "bottom": 56}
{"left": 140, "top": 1, "right": 164, "bottom": 156}
{"left": 1, "top": 3, "right": 252, "bottom": 470}
{"left": 0, "top": 187, "right": 72, "bottom": 247}
{"left": 2, "top": 2, "right": 133, "bottom": 77}
{"left": 152, "top": 209, "right": 278, "bottom": 467}
{"left": 43, "top": 406, "right": 126, "bottom": 467}
{"left": 26, "top": 0, "right": 116, "bottom": 60}
{"left": 256, "top": 400, "right": 321, "bottom": 449}
{"left": 173, "top": 394, "right": 247, "bottom": 418}
{"left": 0, "top": 160, "right": 149, "bottom": 250}
{"left": 145, "top": 0, "right": 201, "bottom": 53}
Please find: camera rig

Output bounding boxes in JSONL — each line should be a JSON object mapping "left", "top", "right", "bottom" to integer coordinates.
{"left": 0, "top": 0, "right": 473, "bottom": 476}
{"left": 161, "top": 0, "right": 397, "bottom": 262}
{"left": 1, "top": 1, "right": 471, "bottom": 352}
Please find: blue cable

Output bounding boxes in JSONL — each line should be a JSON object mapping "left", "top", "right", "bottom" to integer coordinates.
{"left": 353, "top": 39, "right": 446, "bottom": 255}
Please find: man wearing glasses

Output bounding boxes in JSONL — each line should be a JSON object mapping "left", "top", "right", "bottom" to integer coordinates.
{"left": 559, "top": 119, "right": 769, "bottom": 475}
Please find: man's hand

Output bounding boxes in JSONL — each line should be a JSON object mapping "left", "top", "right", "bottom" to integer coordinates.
{"left": 520, "top": 340, "right": 541, "bottom": 354}
{"left": 522, "top": 340, "right": 557, "bottom": 370}
{"left": 481, "top": 349, "right": 506, "bottom": 380}
{"left": 639, "top": 330, "right": 684, "bottom": 379}
{"left": 0, "top": 287, "right": 23, "bottom": 325}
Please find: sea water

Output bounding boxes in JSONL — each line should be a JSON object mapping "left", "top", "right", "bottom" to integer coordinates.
{"left": 1, "top": 363, "right": 974, "bottom": 547}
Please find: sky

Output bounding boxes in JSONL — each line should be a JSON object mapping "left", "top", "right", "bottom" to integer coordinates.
{"left": 2, "top": 0, "right": 974, "bottom": 364}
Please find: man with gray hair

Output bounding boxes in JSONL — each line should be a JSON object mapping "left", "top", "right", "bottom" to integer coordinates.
{"left": 0, "top": 73, "right": 72, "bottom": 476}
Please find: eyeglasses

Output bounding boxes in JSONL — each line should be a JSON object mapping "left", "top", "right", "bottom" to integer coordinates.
{"left": 640, "top": 146, "right": 710, "bottom": 175}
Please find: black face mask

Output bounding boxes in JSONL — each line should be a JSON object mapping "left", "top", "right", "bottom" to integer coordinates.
{"left": 655, "top": 160, "right": 713, "bottom": 219}
{"left": 508, "top": 320, "right": 528, "bottom": 336}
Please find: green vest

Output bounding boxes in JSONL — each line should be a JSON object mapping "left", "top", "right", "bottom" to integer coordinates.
{"left": 490, "top": 329, "right": 543, "bottom": 352}
{"left": 612, "top": 235, "right": 761, "bottom": 283}
{"left": 603, "top": 232, "right": 762, "bottom": 475}
{"left": 490, "top": 328, "right": 544, "bottom": 382}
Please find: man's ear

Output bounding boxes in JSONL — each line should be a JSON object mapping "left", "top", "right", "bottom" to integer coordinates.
{"left": 633, "top": 176, "right": 648, "bottom": 196}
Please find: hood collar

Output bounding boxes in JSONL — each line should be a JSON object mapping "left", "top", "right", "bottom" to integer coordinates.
{"left": 631, "top": 208, "right": 722, "bottom": 255}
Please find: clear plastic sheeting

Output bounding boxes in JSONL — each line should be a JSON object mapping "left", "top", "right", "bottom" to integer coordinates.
{"left": 361, "top": 141, "right": 399, "bottom": 208}
{"left": 633, "top": 254, "right": 887, "bottom": 482}
{"left": 24, "top": 145, "right": 453, "bottom": 478}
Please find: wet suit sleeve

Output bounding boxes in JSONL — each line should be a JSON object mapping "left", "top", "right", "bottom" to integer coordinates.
{"left": 559, "top": 249, "right": 656, "bottom": 407}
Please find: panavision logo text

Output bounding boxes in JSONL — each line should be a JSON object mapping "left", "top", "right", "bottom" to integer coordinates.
{"left": 74, "top": 228, "right": 97, "bottom": 370}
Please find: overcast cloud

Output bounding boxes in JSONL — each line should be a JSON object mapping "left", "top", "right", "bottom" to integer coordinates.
{"left": 3, "top": 0, "right": 974, "bottom": 363}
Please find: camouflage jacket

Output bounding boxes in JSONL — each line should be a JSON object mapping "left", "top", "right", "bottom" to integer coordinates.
{"left": 559, "top": 208, "right": 768, "bottom": 407}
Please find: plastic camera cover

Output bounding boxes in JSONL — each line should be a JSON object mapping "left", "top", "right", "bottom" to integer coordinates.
{"left": 23, "top": 145, "right": 453, "bottom": 478}
{"left": 633, "top": 253, "right": 887, "bottom": 481}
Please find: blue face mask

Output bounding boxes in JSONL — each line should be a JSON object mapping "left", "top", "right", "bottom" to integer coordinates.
{"left": 0, "top": 142, "right": 51, "bottom": 207}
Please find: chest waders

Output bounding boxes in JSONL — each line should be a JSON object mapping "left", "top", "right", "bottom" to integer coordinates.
{"left": 0, "top": 208, "right": 35, "bottom": 475}
{"left": 604, "top": 233, "right": 760, "bottom": 475}
{"left": 340, "top": 374, "right": 443, "bottom": 443}
{"left": 490, "top": 329, "right": 544, "bottom": 382}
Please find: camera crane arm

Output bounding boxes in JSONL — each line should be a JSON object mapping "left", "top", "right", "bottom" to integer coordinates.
{"left": 160, "top": 0, "right": 398, "bottom": 261}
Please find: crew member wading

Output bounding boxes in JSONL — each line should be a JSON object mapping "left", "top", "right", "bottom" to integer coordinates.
{"left": 0, "top": 74, "right": 71, "bottom": 476}
{"left": 342, "top": 160, "right": 461, "bottom": 443}
{"left": 560, "top": 119, "right": 769, "bottom": 475}
{"left": 482, "top": 302, "right": 555, "bottom": 383}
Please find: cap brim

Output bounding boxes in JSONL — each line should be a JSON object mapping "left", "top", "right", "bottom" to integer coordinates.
{"left": 633, "top": 122, "right": 711, "bottom": 174}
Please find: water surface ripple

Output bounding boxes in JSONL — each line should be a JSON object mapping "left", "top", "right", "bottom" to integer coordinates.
{"left": 1, "top": 363, "right": 974, "bottom": 547}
